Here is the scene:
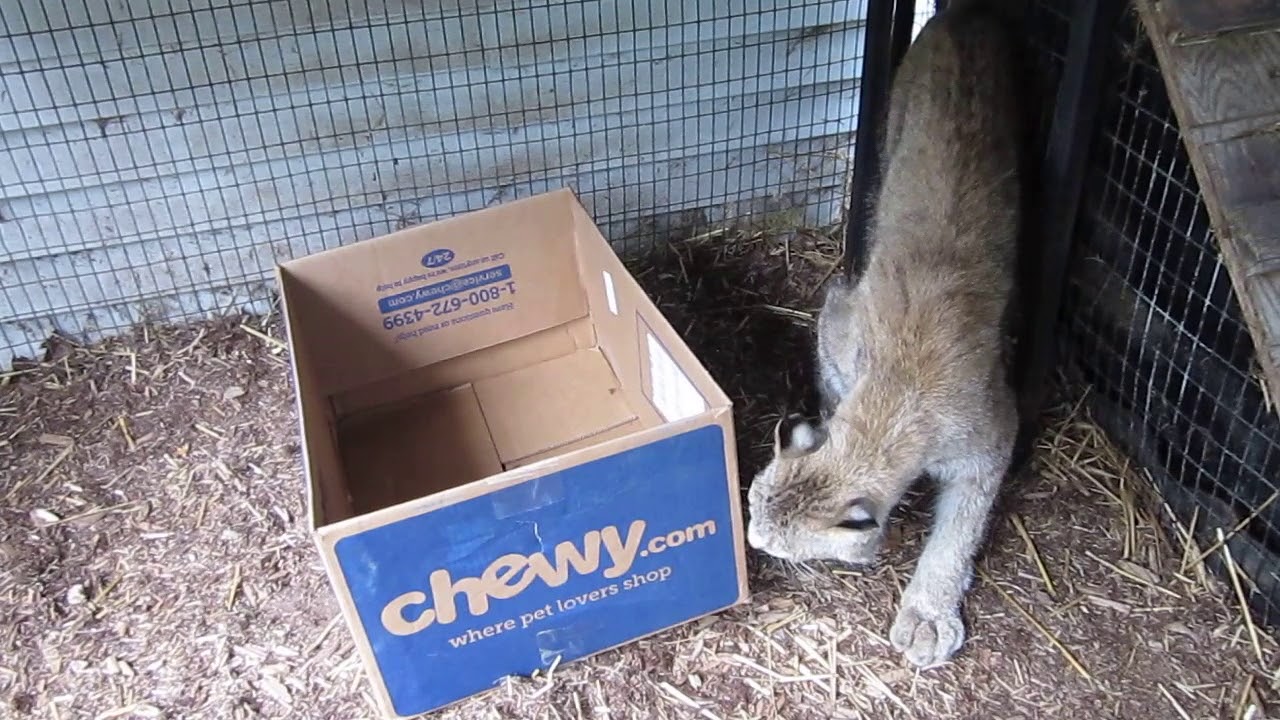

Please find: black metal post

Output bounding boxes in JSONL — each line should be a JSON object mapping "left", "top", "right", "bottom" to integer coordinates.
{"left": 890, "top": 0, "right": 918, "bottom": 65}
{"left": 1012, "top": 0, "right": 1125, "bottom": 467}
{"left": 842, "top": 0, "right": 916, "bottom": 282}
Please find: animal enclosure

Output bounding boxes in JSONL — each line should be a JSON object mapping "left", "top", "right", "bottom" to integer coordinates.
{"left": 1, "top": 0, "right": 866, "bottom": 368}
{"left": 3, "top": 0, "right": 1280, "bottom": 718}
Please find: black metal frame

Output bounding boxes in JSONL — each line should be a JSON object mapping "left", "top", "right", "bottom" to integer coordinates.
{"left": 841, "top": 0, "right": 917, "bottom": 284}
{"left": 1012, "top": 0, "right": 1125, "bottom": 465}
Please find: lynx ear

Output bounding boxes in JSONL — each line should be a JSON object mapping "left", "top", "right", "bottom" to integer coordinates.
{"left": 836, "top": 498, "right": 879, "bottom": 531}
{"left": 774, "top": 413, "right": 827, "bottom": 458}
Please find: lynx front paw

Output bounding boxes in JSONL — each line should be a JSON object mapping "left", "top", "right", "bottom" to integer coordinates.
{"left": 889, "top": 600, "right": 965, "bottom": 668}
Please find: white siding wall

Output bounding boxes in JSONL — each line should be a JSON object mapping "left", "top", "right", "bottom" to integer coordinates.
{"left": 0, "top": 0, "right": 866, "bottom": 368}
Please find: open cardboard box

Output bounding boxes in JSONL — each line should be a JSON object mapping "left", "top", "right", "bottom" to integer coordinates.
{"left": 277, "top": 188, "right": 749, "bottom": 717}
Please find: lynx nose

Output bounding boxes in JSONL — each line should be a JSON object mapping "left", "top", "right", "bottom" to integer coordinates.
{"left": 746, "top": 520, "right": 767, "bottom": 550}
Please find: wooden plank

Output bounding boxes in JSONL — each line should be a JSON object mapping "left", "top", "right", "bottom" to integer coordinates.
{"left": 1186, "top": 113, "right": 1280, "bottom": 144}
{"left": 1158, "top": 26, "right": 1280, "bottom": 127}
{"left": 1229, "top": 202, "right": 1280, "bottom": 371}
{"left": 1233, "top": 199, "right": 1280, "bottom": 270}
{"left": 1163, "top": 0, "right": 1280, "bottom": 37}
{"left": 1211, "top": 183, "right": 1280, "bottom": 400}
{"left": 1245, "top": 269, "right": 1280, "bottom": 389}
{"left": 1135, "top": 0, "right": 1280, "bottom": 410}
{"left": 1195, "top": 128, "right": 1280, "bottom": 208}
{"left": 1243, "top": 266, "right": 1280, "bottom": 363}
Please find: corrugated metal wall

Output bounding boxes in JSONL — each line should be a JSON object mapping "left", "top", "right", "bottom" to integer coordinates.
{"left": 0, "top": 0, "right": 867, "bottom": 368}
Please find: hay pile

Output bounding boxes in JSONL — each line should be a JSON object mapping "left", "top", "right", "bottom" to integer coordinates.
{"left": 0, "top": 228, "right": 1274, "bottom": 719}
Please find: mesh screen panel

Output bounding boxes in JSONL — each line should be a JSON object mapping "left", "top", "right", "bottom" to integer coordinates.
{"left": 1057, "top": 6, "right": 1280, "bottom": 628}
{"left": 1, "top": 0, "right": 869, "bottom": 365}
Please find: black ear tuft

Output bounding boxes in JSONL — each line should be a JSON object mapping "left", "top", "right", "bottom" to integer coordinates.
{"left": 774, "top": 413, "right": 827, "bottom": 457}
{"left": 837, "top": 498, "right": 879, "bottom": 531}
{"left": 774, "top": 413, "right": 805, "bottom": 447}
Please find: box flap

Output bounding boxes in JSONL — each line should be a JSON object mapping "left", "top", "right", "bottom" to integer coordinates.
{"left": 563, "top": 194, "right": 732, "bottom": 427}
{"left": 331, "top": 317, "right": 596, "bottom": 421}
{"left": 338, "top": 384, "right": 503, "bottom": 515}
{"left": 472, "top": 348, "right": 637, "bottom": 464}
{"left": 505, "top": 417, "right": 645, "bottom": 470}
{"left": 278, "top": 189, "right": 590, "bottom": 397}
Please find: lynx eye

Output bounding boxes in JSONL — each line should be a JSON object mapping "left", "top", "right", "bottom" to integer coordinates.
{"left": 836, "top": 517, "right": 877, "bottom": 531}
{"left": 837, "top": 498, "right": 879, "bottom": 531}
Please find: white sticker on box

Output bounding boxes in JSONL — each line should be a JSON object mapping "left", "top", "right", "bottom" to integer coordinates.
{"left": 646, "top": 332, "right": 707, "bottom": 423}
{"left": 602, "top": 270, "right": 618, "bottom": 315}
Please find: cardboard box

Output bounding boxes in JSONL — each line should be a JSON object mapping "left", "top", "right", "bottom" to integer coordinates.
{"left": 276, "top": 188, "right": 749, "bottom": 717}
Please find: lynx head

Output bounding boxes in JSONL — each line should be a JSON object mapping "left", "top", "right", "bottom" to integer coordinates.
{"left": 746, "top": 413, "right": 889, "bottom": 566}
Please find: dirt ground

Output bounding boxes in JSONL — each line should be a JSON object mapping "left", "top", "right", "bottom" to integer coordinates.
{"left": 1, "top": 231, "right": 1276, "bottom": 720}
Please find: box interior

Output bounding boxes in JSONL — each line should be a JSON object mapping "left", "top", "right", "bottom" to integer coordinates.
{"left": 280, "top": 190, "right": 727, "bottom": 528}
{"left": 336, "top": 347, "right": 647, "bottom": 516}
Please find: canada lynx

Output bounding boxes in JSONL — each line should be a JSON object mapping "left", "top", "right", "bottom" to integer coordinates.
{"left": 747, "top": 2, "right": 1024, "bottom": 669}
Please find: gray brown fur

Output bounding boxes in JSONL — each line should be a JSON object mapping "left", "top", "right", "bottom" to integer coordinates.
{"left": 748, "top": 4, "right": 1023, "bottom": 670}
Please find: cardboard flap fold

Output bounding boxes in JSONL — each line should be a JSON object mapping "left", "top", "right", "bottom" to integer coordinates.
{"left": 338, "top": 384, "right": 503, "bottom": 515}
{"left": 280, "top": 190, "right": 591, "bottom": 398}
{"left": 472, "top": 349, "right": 637, "bottom": 464}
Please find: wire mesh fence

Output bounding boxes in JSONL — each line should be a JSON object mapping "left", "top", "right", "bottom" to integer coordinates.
{"left": 1057, "top": 6, "right": 1280, "bottom": 628}
{"left": 0, "top": 0, "right": 870, "bottom": 368}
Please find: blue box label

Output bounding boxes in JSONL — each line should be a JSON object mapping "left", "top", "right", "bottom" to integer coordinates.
{"left": 373, "top": 252, "right": 520, "bottom": 345}
{"left": 334, "top": 424, "right": 740, "bottom": 716}
{"left": 376, "top": 264, "right": 514, "bottom": 314}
